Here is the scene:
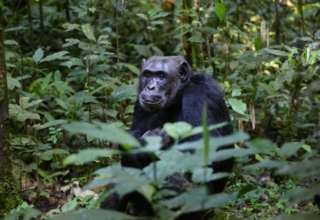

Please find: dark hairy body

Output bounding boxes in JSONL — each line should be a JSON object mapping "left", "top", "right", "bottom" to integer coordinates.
{"left": 104, "top": 56, "right": 234, "bottom": 219}
{"left": 126, "top": 72, "right": 233, "bottom": 192}
{"left": 130, "top": 74, "right": 232, "bottom": 139}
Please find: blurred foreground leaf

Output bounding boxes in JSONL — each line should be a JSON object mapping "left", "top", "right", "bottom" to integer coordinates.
{"left": 63, "top": 122, "right": 140, "bottom": 147}
{"left": 50, "top": 209, "right": 139, "bottom": 220}
{"left": 64, "top": 148, "right": 118, "bottom": 166}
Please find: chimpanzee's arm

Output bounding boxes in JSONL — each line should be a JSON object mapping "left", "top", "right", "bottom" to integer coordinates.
{"left": 123, "top": 102, "right": 168, "bottom": 168}
{"left": 130, "top": 101, "right": 168, "bottom": 139}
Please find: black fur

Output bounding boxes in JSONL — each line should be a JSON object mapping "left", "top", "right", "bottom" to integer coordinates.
{"left": 125, "top": 72, "right": 233, "bottom": 192}
{"left": 130, "top": 74, "right": 232, "bottom": 137}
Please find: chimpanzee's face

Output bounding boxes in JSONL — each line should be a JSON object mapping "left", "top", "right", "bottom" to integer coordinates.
{"left": 138, "top": 56, "right": 191, "bottom": 112}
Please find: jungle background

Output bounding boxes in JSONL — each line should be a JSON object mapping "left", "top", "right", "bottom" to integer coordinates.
{"left": 0, "top": 0, "right": 320, "bottom": 219}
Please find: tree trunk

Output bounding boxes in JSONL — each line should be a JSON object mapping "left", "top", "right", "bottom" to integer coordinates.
{"left": 181, "top": 0, "right": 202, "bottom": 68}
{"left": 0, "top": 21, "right": 20, "bottom": 217}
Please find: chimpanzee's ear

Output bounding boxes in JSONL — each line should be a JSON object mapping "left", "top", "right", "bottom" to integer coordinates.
{"left": 179, "top": 59, "right": 192, "bottom": 83}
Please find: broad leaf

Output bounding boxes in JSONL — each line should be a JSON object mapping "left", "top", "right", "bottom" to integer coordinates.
{"left": 81, "top": 24, "right": 96, "bottom": 41}
{"left": 278, "top": 142, "right": 304, "bottom": 158}
{"left": 209, "top": 148, "right": 254, "bottom": 162}
{"left": 120, "top": 63, "right": 140, "bottom": 75}
{"left": 63, "top": 122, "right": 140, "bottom": 147}
{"left": 163, "top": 122, "right": 192, "bottom": 140}
{"left": 33, "top": 48, "right": 44, "bottom": 63}
{"left": 264, "top": 48, "right": 288, "bottom": 57}
{"left": 276, "top": 159, "right": 320, "bottom": 178}
{"left": 9, "top": 104, "right": 41, "bottom": 122}
{"left": 285, "top": 183, "right": 320, "bottom": 203}
{"left": 274, "top": 214, "right": 320, "bottom": 220}
{"left": 192, "top": 168, "right": 229, "bottom": 183}
{"left": 34, "top": 119, "right": 67, "bottom": 130}
{"left": 245, "top": 160, "right": 286, "bottom": 170}
{"left": 176, "top": 132, "right": 250, "bottom": 151}
{"left": 87, "top": 165, "right": 149, "bottom": 196}
{"left": 246, "top": 138, "right": 278, "bottom": 155}
{"left": 64, "top": 148, "right": 118, "bottom": 165}
{"left": 50, "top": 209, "right": 137, "bottom": 220}
{"left": 228, "top": 98, "right": 247, "bottom": 115}
{"left": 41, "top": 51, "right": 69, "bottom": 62}
{"left": 163, "top": 187, "right": 236, "bottom": 213}
{"left": 215, "top": 1, "right": 226, "bottom": 22}
{"left": 143, "top": 149, "right": 198, "bottom": 182}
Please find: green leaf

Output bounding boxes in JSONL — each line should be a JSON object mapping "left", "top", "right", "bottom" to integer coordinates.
{"left": 25, "top": 99, "right": 43, "bottom": 109}
{"left": 7, "top": 74, "right": 22, "bottom": 90}
{"left": 133, "top": 44, "right": 151, "bottom": 57}
{"left": 33, "top": 48, "right": 44, "bottom": 64}
{"left": 111, "top": 85, "right": 137, "bottom": 102}
{"left": 210, "top": 148, "right": 254, "bottom": 162}
{"left": 41, "top": 51, "right": 69, "bottom": 63}
{"left": 34, "top": 119, "right": 67, "bottom": 130}
{"left": 143, "top": 149, "right": 198, "bottom": 182}
{"left": 3, "top": 202, "right": 41, "bottom": 220}
{"left": 61, "top": 199, "right": 78, "bottom": 213}
{"left": 9, "top": 104, "right": 41, "bottom": 122}
{"left": 63, "top": 122, "right": 140, "bottom": 147}
{"left": 264, "top": 48, "right": 288, "bottom": 57}
{"left": 163, "top": 122, "right": 192, "bottom": 140}
{"left": 190, "top": 122, "right": 227, "bottom": 137}
{"left": 63, "top": 148, "right": 118, "bottom": 166}
{"left": 163, "top": 187, "right": 236, "bottom": 213}
{"left": 228, "top": 98, "right": 247, "bottom": 115}
{"left": 246, "top": 138, "right": 278, "bottom": 155}
{"left": 177, "top": 132, "right": 250, "bottom": 152}
{"left": 50, "top": 209, "right": 137, "bottom": 220}
{"left": 215, "top": 1, "right": 226, "bottom": 22}
{"left": 4, "top": 40, "right": 19, "bottom": 46}
{"left": 302, "top": 144, "right": 311, "bottom": 152}
{"left": 62, "top": 23, "right": 80, "bottom": 32}
{"left": 82, "top": 24, "right": 96, "bottom": 41}
{"left": 211, "top": 132, "right": 250, "bottom": 150}
{"left": 121, "top": 63, "right": 140, "bottom": 75}
{"left": 278, "top": 142, "right": 303, "bottom": 158}
{"left": 274, "top": 214, "right": 320, "bottom": 220}
{"left": 231, "top": 88, "right": 242, "bottom": 97}
{"left": 39, "top": 149, "right": 69, "bottom": 161}
{"left": 138, "top": 184, "right": 156, "bottom": 202}
{"left": 136, "top": 13, "right": 148, "bottom": 21}
{"left": 245, "top": 160, "right": 286, "bottom": 171}
{"left": 254, "top": 37, "right": 263, "bottom": 50}
{"left": 192, "top": 169, "right": 229, "bottom": 183}
{"left": 87, "top": 165, "right": 148, "bottom": 196}
{"left": 189, "top": 33, "right": 205, "bottom": 43}
{"left": 276, "top": 159, "right": 320, "bottom": 178}
{"left": 285, "top": 183, "right": 320, "bottom": 204}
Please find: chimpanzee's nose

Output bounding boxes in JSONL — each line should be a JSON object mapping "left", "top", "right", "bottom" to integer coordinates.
{"left": 147, "top": 85, "right": 155, "bottom": 90}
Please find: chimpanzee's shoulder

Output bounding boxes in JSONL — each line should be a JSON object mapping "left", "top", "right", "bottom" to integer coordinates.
{"left": 189, "top": 73, "right": 223, "bottom": 96}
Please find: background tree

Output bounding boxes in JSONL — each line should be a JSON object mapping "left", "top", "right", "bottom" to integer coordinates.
{"left": 0, "top": 5, "right": 20, "bottom": 217}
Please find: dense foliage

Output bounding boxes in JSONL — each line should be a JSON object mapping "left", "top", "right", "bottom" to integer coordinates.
{"left": 1, "top": 0, "right": 320, "bottom": 219}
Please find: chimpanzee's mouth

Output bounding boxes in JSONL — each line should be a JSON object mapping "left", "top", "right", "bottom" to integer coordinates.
{"left": 142, "top": 100, "right": 162, "bottom": 105}
{"left": 140, "top": 100, "right": 163, "bottom": 111}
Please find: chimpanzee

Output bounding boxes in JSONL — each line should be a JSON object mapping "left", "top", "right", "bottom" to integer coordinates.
{"left": 124, "top": 55, "right": 233, "bottom": 189}
{"left": 103, "top": 56, "right": 233, "bottom": 219}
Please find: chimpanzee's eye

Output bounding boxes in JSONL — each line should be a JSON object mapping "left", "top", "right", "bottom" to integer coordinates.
{"left": 143, "top": 71, "right": 152, "bottom": 78}
{"left": 158, "top": 72, "right": 165, "bottom": 79}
